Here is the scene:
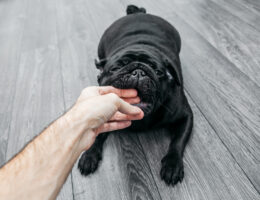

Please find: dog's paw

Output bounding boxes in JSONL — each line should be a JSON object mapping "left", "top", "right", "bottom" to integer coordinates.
{"left": 160, "top": 152, "right": 184, "bottom": 186}
{"left": 78, "top": 150, "right": 102, "bottom": 176}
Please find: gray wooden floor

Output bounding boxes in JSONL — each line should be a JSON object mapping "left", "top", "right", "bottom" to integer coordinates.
{"left": 0, "top": 0, "right": 259, "bottom": 199}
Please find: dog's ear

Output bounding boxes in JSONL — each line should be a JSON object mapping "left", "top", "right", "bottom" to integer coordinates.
{"left": 95, "top": 58, "right": 107, "bottom": 71}
{"left": 164, "top": 57, "right": 181, "bottom": 86}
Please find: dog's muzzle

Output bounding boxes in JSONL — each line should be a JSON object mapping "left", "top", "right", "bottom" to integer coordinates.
{"left": 112, "top": 62, "right": 158, "bottom": 115}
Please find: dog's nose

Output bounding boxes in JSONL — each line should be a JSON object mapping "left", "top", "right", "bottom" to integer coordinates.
{"left": 131, "top": 69, "right": 146, "bottom": 77}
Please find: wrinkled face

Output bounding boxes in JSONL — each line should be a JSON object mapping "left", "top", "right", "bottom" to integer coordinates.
{"left": 97, "top": 49, "right": 175, "bottom": 115}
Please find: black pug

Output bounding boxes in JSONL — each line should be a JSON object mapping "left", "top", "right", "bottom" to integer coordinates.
{"left": 78, "top": 5, "right": 193, "bottom": 186}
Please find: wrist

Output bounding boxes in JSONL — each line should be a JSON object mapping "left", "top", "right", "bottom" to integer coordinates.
{"left": 64, "top": 102, "right": 93, "bottom": 132}
{"left": 61, "top": 108, "right": 97, "bottom": 152}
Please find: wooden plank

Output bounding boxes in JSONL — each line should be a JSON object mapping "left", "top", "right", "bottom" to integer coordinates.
{"left": 148, "top": 0, "right": 260, "bottom": 87}
{"left": 55, "top": 0, "right": 99, "bottom": 107}
{"left": 4, "top": 0, "right": 73, "bottom": 199}
{"left": 0, "top": 0, "right": 28, "bottom": 167}
{"left": 120, "top": 0, "right": 260, "bottom": 198}
{"left": 55, "top": 1, "right": 100, "bottom": 199}
{"left": 55, "top": 0, "right": 162, "bottom": 199}
{"left": 163, "top": 11, "right": 260, "bottom": 192}
{"left": 237, "top": 0, "right": 260, "bottom": 13}
{"left": 210, "top": 0, "right": 260, "bottom": 32}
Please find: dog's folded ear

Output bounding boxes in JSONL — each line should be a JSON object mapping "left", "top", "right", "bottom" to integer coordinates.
{"left": 95, "top": 58, "right": 107, "bottom": 71}
{"left": 164, "top": 58, "right": 182, "bottom": 86}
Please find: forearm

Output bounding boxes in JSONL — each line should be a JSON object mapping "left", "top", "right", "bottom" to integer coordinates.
{"left": 0, "top": 86, "right": 143, "bottom": 200}
{"left": 0, "top": 112, "right": 89, "bottom": 200}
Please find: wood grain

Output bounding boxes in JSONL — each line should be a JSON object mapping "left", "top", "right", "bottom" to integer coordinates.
{"left": 164, "top": 11, "right": 260, "bottom": 192}
{"left": 237, "top": 0, "right": 260, "bottom": 13}
{"left": 0, "top": 0, "right": 28, "bottom": 167}
{"left": 3, "top": 0, "right": 73, "bottom": 199}
{"left": 210, "top": 0, "right": 260, "bottom": 32}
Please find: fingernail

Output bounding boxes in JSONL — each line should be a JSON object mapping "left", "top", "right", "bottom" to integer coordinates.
{"left": 133, "top": 89, "right": 138, "bottom": 95}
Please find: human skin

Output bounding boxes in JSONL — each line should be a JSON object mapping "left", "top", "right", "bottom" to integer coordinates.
{"left": 0, "top": 86, "right": 144, "bottom": 200}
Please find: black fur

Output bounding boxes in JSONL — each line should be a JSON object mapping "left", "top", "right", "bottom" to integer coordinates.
{"left": 126, "top": 5, "right": 146, "bottom": 15}
{"left": 78, "top": 5, "right": 193, "bottom": 186}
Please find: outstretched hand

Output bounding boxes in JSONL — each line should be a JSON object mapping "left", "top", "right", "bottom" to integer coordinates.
{"left": 65, "top": 86, "right": 144, "bottom": 150}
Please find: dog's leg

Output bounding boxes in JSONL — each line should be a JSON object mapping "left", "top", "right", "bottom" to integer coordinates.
{"left": 78, "top": 133, "right": 109, "bottom": 176}
{"left": 160, "top": 104, "right": 193, "bottom": 185}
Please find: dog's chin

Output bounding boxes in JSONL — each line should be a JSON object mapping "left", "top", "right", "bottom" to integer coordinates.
{"left": 110, "top": 81, "right": 155, "bottom": 115}
{"left": 132, "top": 101, "right": 154, "bottom": 115}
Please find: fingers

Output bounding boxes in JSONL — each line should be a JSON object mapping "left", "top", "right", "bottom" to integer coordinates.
{"left": 122, "top": 96, "right": 140, "bottom": 104}
{"left": 98, "top": 86, "right": 138, "bottom": 98}
{"left": 95, "top": 121, "right": 132, "bottom": 134}
{"left": 104, "top": 93, "right": 144, "bottom": 117}
{"left": 79, "top": 85, "right": 137, "bottom": 100}
{"left": 109, "top": 111, "right": 144, "bottom": 121}
{"left": 117, "top": 98, "right": 144, "bottom": 117}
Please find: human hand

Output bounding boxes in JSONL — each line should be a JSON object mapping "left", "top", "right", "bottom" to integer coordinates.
{"left": 0, "top": 86, "right": 143, "bottom": 200}
{"left": 65, "top": 86, "right": 144, "bottom": 150}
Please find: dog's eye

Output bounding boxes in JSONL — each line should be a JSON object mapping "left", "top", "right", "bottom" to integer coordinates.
{"left": 119, "top": 58, "right": 131, "bottom": 65}
{"left": 155, "top": 70, "right": 164, "bottom": 76}
{"left": 117, "top": 61, "right": 124, "bottom": 67}
{"left": 147, "top": 63, "right": 154, "bottom": 68}
{"left": 110, "top": 67, "right": 120, "bottom": 72}
{"left": 122, "top": 59, "right": 130, "bottom": 65}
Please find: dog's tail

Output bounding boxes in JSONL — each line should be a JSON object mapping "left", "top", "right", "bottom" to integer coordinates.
{"left": 126, "top": 5, "right": 146, "bottom": 15}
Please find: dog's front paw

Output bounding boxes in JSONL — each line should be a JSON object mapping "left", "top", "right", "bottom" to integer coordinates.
{"left": 160, "top": 152, "right": 184, "bottom": 186}
{"left": 78, "top": 150, "right": 102, "bottom": 176}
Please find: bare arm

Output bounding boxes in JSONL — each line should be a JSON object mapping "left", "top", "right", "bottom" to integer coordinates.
{"left": 0, "top": 86, "right": 143, "bottom": 200}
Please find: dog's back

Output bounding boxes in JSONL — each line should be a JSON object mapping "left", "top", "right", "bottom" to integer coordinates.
{"left": 98, "top": 5, "right": 181, "bottom": 62}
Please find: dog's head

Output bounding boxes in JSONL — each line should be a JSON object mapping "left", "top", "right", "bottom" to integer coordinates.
{"left": 96, "top": 46, "right": 181, "bottom": 115}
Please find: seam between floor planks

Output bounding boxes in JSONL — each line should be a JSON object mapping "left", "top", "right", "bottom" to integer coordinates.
{"left": 177, "top": 17, "right": 260, "bottom": 193}
{"left": 159, "top": 9, "right": 260, "bottom": 191}
{"left": 184, "top": 88, "right": 260, "bottom": 195}
{"left": 0, "top": 0, "right": 29, "bottom": 166}
{"left": 144, "top": 0, "right": 260, "bottom": 192}
{"left": 53, "top": 0, "right": 75, "bottom": 199}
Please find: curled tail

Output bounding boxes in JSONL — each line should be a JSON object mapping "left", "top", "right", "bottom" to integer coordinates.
{"left": 126, "top": 5, "right": 146, "bottom": 15}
